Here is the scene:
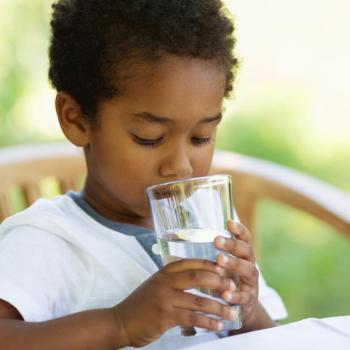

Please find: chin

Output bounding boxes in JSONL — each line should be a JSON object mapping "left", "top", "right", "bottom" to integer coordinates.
{"left": 133, "top": 202, "right": 151, "bottom": 218}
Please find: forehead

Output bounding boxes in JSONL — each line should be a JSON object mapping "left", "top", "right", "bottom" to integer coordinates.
{"left": 112, "top": 55, "right": 226, "bottom": 115}
{"left": 96, "top": 55, "right": 226, "bottom": 128}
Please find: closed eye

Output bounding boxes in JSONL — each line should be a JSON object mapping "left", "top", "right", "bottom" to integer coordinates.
{"left": 131, "top": 135, "right": 212, "bottom": 148}
{"left": 132, "top": 135, "right": 164, "bottom": 147}
{"left": 191, "top": 136, "right": 212, "bottom": 146}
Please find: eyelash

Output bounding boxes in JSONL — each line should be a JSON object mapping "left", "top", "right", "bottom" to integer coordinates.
{"left": 133, "top": 136, "right": 163, "bottom": 147}
{"left": 133, "top": 135, "right": 212, "bottom": 148}
{"left": 191, "top": 136, "right": 212, "bottom": 146}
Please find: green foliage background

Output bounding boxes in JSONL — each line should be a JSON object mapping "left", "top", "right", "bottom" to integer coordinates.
{"left": 1, "top": 0, "right": 349, "bottom": 324}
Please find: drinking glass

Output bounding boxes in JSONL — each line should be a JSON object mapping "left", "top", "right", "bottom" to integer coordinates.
{"left": 146, "top": 175, "right": 242, "bottom": 333}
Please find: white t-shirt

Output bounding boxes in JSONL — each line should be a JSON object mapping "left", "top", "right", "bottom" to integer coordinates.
{"left": 0, "top": 193, "right": 287, "bottom": 349}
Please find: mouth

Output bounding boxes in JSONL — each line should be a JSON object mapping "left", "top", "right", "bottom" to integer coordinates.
{"left": 146, "top": 178, "right": 201, "bottom": 200}
{"left": 151, "top": 187, "right": 182, "bottom": 200}
{"left": 146, "top": 175, "right": 220, "bottom": 200}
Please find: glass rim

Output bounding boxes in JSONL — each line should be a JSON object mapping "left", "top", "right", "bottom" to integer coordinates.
{"left": 145, "top": 174, "right": 231, "bottom": 193}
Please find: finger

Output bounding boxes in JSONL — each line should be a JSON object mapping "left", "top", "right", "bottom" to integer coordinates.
{"left": 214, "top": 236, "right": 255, "bottom": 263}
{"left": 222, "top": 290, "right": 256, "bottom": 306}
{"left": 175, "top": 309, "right": 224, "bottom": 332}
{"left": 216, "top": 254, "right": 259, "bottom": 285}
{"left": 162, "top": 258, "right": 225, "bottom": 276}
{"left": 169, "top": 270, "right": 236, "bottom": 291}
{"left": 228, "top": 221, "right": 252, "bottom": 244}
{"left": 174, "top": 290, "right": 236, "bottom": 322}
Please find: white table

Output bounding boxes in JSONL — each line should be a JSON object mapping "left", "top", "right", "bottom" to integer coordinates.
{"left": 185, "top": 316, "right": 350, "bottom": 350}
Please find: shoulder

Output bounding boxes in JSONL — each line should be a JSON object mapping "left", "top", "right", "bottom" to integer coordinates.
{"left": 0, "top": 224, "right": 94, "bottom": 322}
{"left": 0, "top": 194, "right": 78, "bottom": 228}
{"left": 0, "top": 224, "right": 92, "bottom": 275}
{"left": 1, "top": 223, "right": 71, "bottom": 252}
{"left": 0, "top": 194, "right": 96, "bottom": 267}
{"left": 0, "top": 195, "right": 85, "bottom": 240}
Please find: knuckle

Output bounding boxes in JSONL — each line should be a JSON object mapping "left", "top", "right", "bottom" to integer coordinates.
{"left": 236, "top": 222, "right": 245, "bottom": 233}
{"left": 225, "top": 237, "right": 233, "bottom": 248}
{"left": 231, "top": 256, "right": 239, "bottom": 268}
{"left": 239, "top": 223, "right": 251, "bottom": 240}
{"left": 165, "top": 259, "right": 185, "bottom": 272}
{"left": 170, "top": 259, "right": 186, "bottom": 271}
{"left": 178, "top": 258, "right": 187, "bottom": 266}
{"left": 220, "top": 303, "right": 228, "bottom": 317}
{"left": 221, "top": 276, "right": 231, "bottom": 289}
{"left": 236, "top": 293, "right": 242, "bottom": 304}
{"left": 242, "top": 292, "right": 250, "bottom": 305}
{"left": 193, "top": 295, "right": 204, "bottom": 308}
{"left": 220, "top": 276, "right": 227, "bottom": 288}
{"left": 230, "top": 238, "right": 236, "bottom": 249}
{"left": 248, "top": 293, "right": 255, "bottom": 306}
{"left": 240, "top": 292, "right": 247, "bottom": 304}
{"left": 188, "top": 312, "right": 199, "bottom": 325}
{"left": 251, "top": 265, "right": 259, "bottom": 279}
{"left": 238, "top": 258, "right": 245, "bottom": 271}
{"left": 247, "top": 245, "right": 254, "bottom": 258}
{"left": 161, "top": 260, "right": 175, "bottom": 273}
{"left": 209, "top": 318, "right": 219, "bottom": 329}
{"left": 254, "top": 266, "right": 259, "bottom": 279}
{"left": 204, "top": 259, "right": 215, "bottom": 270}
{"left": 245, "top": 292, "right": 253, "bottom": 305}
{"left": 159, "top": 264, "right": 171, "bottom": 276}
{"left": 154, "top": 274, "right": 166, "bottom": 287}
{"left": 188, "top": 270, "right": 201, "bottom": 283}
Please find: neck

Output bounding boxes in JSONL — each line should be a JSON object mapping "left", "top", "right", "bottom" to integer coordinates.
{"left": 81, "top": 183, "right": 154, "bottom": 230}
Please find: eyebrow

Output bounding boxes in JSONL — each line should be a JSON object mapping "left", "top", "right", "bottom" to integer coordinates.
{"left": 131, "top": 112, "right": 223, "bottom": 125}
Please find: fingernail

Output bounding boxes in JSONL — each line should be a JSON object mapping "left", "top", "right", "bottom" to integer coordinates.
{"left": 215, "top": 265, "right": 225, "bottom": 275}
{"left": 217, "top": 322, "right": 224, "bottom": 330}
{"left": 229, "top": 308, "right": 236, "bottom": 320}
{"left": 230, "top": 280, "right": 236, "bottom": 290}
{"left": 233, "top": 222, "right": 241, "bottom": 234}
{"left": 221, "top": 254, "right": 229, "bottom": 264}
{"left": 225, "top": 291, "right": 233, "bottom": 301}
{"left": 217, "top": 237, "right": 225, "bottom": 246}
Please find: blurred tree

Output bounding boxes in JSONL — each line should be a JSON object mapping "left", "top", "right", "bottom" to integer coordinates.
{"left": 0, "top": 0, "right": 51, "bottom": 145}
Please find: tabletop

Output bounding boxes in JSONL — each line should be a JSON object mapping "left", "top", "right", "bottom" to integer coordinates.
{"left": 184, "top": 316, "right": 350, "bottom": 350}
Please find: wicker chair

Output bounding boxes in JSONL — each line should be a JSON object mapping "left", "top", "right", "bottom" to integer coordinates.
{"left": 0, "top": 142, "right": 349, "bottom": 245}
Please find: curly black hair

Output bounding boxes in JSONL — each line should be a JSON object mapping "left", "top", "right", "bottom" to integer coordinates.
{"left": 49, "top": 0, "right": 238, "bottom": 119}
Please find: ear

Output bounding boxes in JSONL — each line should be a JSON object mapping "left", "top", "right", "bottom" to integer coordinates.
{"left": 55, "top": 92, "right": 91, "bottom": 147}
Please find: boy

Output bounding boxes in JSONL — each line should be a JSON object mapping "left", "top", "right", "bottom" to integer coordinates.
{"left": 0, "top": 1, "right": 286, "bottom": 349}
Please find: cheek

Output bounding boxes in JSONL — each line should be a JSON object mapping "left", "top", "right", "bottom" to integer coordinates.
{"left": 107, "top": 149, "right": 156, "bottom": 196}
{"left": 119, "top": 148, "right": 156, "bottom": 177}
{"left": 192, "top": 146, "right": 215, "bottom": 176}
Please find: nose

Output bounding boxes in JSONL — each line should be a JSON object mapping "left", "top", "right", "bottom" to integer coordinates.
{"left": 159, "top": 144, "right": 193, "bottom": 179}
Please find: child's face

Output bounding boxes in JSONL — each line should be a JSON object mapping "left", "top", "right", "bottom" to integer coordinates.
{"left": 84, "top": 55, "right": 226, "bottom": 224}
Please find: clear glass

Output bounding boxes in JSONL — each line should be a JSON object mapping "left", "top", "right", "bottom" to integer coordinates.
{"left": 146, "top": 175, "right": 242, "bottom": 334}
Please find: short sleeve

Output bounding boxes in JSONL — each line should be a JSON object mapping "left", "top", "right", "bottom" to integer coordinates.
{"left": 0, "top": 227, "right": 94, "bottom": 322}
{"left": 257, "top": 265, "right": 288, "bottom": 320}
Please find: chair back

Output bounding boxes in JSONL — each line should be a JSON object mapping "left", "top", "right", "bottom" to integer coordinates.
{"left": 210, "top": 151, "right": 350, "bottom": 243}
{"left": 1, "top": 143, "right": 349, "bottom": 245}
{"left": 0, "top": 143, "right": 85, "bottom": 221}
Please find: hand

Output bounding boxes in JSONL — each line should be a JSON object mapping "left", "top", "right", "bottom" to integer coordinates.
{"left": 112, "top": 259, "right": 237, "bottom": 347}
{"left": 214, "top": 221, "right": 259, "bottom": 330}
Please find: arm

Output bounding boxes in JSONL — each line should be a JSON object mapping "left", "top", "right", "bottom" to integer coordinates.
{"left": 0, "top": 259, "right": 237, "bottom": 349}
{"left": 0, "top": 300, "right": 128, "bottom": 350}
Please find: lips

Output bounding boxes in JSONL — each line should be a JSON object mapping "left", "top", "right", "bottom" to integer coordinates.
{"left": 153, "top": 187, "right": 181, "bottom": 199}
